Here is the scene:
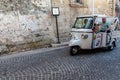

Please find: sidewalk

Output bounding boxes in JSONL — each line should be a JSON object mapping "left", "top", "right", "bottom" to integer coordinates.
{"left": 51, "top": 42, "right": 69, "bottom": 47}
{"left": 0, "top": 42, "right": 69, "bottom": 58}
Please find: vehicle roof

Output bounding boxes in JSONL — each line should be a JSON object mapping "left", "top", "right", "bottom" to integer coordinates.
{"left": 76, "top": 14, "right": 107, "bottom": 18}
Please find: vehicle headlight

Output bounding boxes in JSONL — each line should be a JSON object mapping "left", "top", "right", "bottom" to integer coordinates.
{"left": 81, "top": 34, "right": 88, "bottom": 39}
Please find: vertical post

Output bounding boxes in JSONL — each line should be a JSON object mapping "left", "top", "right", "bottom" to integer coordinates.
{"left": 83, "top": 0, "right": 84, "bottom": 15}
{"left": 118, "top": 0, "right": 120, "bottom": 23}
{"left": 52, "top": 7, "right": 60, "bottom": 43}
{"left": 92, "top": 0, "right": 94, "bottom": 16}
{"left": 55, "top": 16, "right": 60, "bottom": 43}
{"left": 51, "top": 0, "right": 52, "bottom": 11}
{"left": 116, "top": 0, "right": 120, "bottom": 23}
{"left": 112, "top": 0, "right": 114, "bottom": 16}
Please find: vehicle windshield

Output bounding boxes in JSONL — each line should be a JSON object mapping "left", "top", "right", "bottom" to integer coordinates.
{"left": 73, "top": 17, "right": 94, "bottom": 29}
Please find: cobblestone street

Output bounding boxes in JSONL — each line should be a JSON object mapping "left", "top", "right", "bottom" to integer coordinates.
{"left": 0, "top": 41, "right": 120, "bottom": 80}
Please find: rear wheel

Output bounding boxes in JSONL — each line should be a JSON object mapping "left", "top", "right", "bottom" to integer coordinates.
{"left": 70, "top": 46, "right": 79, "bottom": 56}
{"left": 108, "top": 42, "right": 115, "bottom": 50}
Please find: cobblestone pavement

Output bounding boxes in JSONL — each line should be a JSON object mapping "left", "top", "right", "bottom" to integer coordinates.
{"left": 0, "top": 41, "right": 120, "bottom": 80}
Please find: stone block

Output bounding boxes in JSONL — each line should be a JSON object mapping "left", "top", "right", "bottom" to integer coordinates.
{"left": 0, "top": 45, "right": 9, "bottom": 54}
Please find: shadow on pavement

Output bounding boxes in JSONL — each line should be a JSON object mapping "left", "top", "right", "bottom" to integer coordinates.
{"left": 77, "top": 48, "right": 112, "bottom": 55}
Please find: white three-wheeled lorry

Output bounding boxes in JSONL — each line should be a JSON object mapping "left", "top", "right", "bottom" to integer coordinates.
{"left": 69, "top": 15, "right": 120, "bottom": 55}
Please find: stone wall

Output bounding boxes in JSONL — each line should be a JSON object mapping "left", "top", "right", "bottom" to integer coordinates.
{"left": 0, "top": 0, "right": 54, "bottom": 53}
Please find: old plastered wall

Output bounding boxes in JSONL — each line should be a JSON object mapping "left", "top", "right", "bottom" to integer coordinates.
{"left": 0, "top": 0, "right": 55, "bottom": 53}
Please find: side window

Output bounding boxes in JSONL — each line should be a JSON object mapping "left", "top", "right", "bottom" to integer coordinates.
{"left": 69, "top": 0, "right": 87, "bottom": 8}
{"left": 70, "top": 0, "right": 83, "bottom": 4}
{"left": 75, "top": 0, "right": 83, "bottom": 4}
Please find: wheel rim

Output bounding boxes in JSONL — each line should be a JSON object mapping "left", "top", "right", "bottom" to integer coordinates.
{"left": 111, "top": 43, "right": 114, "bottom": 50}
{"left": 109, "top": 43, "right": 114, "bottom": 50}
{"left": 72, "top": 47, "right": 78, "bottom": 54}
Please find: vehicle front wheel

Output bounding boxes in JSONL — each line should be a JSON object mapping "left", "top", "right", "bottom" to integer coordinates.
{"left": 70, "top": 46, "right": 79, "bottom": 56}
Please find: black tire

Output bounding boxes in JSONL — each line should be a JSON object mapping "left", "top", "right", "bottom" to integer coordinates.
{"left": 108, "top": 42, "right": 115, "bottom": 50}
{"left": 70, "top": 46, "right": 79, "bottom": 56}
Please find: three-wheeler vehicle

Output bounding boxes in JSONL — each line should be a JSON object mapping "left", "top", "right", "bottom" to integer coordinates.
{"left": 69, "top": 15, "right": 120, "bottom": 55}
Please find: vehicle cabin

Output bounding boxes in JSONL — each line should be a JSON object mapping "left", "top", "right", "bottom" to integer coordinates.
{"left": 69, "top": 15, "right": 120, "bottom": 56}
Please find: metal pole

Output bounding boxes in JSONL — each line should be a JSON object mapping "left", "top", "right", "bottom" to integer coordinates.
{"left": 50, "top": 0, "right": 52, "bottom": 11}
{"left": 116, "top": 0, "right": 120, "bottom": 21}
{"left": 112, "top": 0, "right": 114, "bottom": 16}
{"left": 55, "top": 16, "right": 60, "bottom": 43}
{"left": 92, "top": 0, "right": 94, "bottom": 16}
{"left": 83, "top": 0, "right": 84, "bottom": 15}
